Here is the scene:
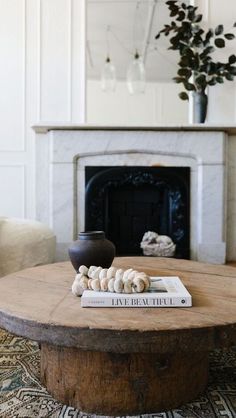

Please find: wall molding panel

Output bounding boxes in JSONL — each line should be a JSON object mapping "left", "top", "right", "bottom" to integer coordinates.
{"left": 0, "top": 0, "right": 86, "bottom": 218}
{"left": 0, "top": 164, "right": 26, "bottom": 217}
{"left": 0, "top": 0, "right": 26, "bottom": 152}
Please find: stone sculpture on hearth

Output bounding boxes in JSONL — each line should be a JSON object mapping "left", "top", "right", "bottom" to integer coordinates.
{"left": 140, "top": 231, "right": 176, "bottom": 257}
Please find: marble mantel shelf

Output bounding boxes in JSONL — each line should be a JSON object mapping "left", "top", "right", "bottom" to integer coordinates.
{"left": 32, "top": 123, "right": 236, "bottom": 135}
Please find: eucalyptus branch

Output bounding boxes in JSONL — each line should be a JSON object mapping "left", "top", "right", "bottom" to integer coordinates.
{"left": 155, "top": 1, "right": 236, "bottom": 100}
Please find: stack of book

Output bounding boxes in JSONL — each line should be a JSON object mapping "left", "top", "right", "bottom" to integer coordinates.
{"left": 81, "top": 276, "right": 192, "bottom": 308}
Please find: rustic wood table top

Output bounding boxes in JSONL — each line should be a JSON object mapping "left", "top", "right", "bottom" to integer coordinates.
{"left": 0, "top": 257, "right": 235, "bottom": 353}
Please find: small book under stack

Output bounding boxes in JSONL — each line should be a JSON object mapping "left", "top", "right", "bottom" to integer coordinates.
{"left": 81, "top": 276, "right": 192, "bottom": 308}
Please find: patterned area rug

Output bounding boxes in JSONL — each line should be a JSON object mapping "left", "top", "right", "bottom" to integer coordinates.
{"left": 0, "top": 329, "right": 235, "bottom": 418}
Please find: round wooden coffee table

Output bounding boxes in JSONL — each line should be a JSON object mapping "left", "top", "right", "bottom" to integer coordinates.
{"left": 0, "top": 257, "right": 235, "bottom": 415}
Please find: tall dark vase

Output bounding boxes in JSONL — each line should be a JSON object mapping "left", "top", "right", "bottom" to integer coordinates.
{"left": 68, "top": 231, "right": 116, "bottom": 272}
{"left": 193, "top": 91, "right": 208, "bottom": 123}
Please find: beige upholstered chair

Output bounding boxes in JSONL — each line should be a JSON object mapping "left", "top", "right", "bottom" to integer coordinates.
{"left": 0, "top": 217, "right": 56, "bottom": 277}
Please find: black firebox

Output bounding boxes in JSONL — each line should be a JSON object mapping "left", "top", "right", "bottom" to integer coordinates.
{"left": 85, "top": 166, "right": 190, "bottom": 259}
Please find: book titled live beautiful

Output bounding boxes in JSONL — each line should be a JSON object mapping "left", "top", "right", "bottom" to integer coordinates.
{"left": 81, "top": 277, "right": 192, "bottom": 308}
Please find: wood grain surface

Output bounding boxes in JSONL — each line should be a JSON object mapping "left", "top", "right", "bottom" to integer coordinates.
{"left": 40, "top": 343, "right": 209, "bottom": 415}
{"left": 0, "top": 257, "right": 235, "bottom": 353}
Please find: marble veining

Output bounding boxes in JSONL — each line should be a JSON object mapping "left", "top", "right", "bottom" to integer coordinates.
{"left": 35, "top": 128, "right": 227, "bottom": 263}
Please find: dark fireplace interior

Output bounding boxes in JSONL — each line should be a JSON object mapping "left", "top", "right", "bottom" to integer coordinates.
{"left": 85, "top": 166, "right": 190, "bottom": 259}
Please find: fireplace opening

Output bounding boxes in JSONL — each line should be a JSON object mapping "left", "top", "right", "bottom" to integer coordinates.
{"left": 85, "top": 166, "right": 190, "bottom": 259}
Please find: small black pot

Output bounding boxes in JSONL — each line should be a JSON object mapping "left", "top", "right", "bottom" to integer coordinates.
{"left": 68, "top": 231, "right": 116, "bottom": 272}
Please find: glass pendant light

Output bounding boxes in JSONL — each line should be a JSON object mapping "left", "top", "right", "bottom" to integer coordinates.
{"left": 101, "top": 26, "right": 116, "bottom": 92}
{"left": 127, "top": 50, "right": 146, "bottom": 94}
{"left": 101, "top": 55, "right": 116, "bottom": 92}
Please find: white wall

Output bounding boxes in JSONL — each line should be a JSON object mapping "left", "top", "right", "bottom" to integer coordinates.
{"left": 0, "top": 0, "right": 85, "bottom": 220}
{"left": 197, "top": 0, "right": 236, "bottom": 123}
{"left": 87, "top": 80, "right": 188, "bottom": 125}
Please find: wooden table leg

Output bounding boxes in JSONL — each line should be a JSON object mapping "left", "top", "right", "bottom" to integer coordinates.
{"left": 40, "top": 343, "right": 209, "bottom": 415}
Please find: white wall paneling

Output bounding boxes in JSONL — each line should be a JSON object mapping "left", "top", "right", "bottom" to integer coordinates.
{"left": 203, "top": 0, "right": 236, "bottom": 123}
{"left": 71, "top": 0, "right": 86, "bottom": 122}
{"left": 0, "top": 0, "right": 26, "bottom": 152}
{"left": 40, "top": 0, "right": 71, "bottom": 121}
{"left": 196, "top": 0, "right": 209, "bottom": 22}
{"left": 0, "top": 0, "right": 86, "bottom": 219}
{"left": 38, "top": 0, "right": 86, "bottom": 123}
{"left": 0, "top": 165, "right": 25, "bottom": 217}
{"left": 86, "top": 80, "right": 188, "bottom": 125}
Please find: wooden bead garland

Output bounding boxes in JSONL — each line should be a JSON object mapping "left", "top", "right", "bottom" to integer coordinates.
{"left": 71, "top": 265, "right": 150, "bottom": 297}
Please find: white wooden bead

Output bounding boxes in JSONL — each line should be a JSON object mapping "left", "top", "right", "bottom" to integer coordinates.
{"left": 140, "top": 275, "right": 151, "bottom": 291}
{"left": 114, "top": 278, "right": 124, "bottom": 293}
{"left": 78, "top": 276, "right": 89, "bottom": 290}
{"left": 78, "top": 265, "right": 89, "bottom": 275}
{"left": 107, "top": 266, "right": 117, "bottom": 279}
{"left": 71, "top": 279, "right": 83, "bottom": 296}
{"left": 132, "top": 277, "right": 145, "bottom": 293}
{"left": 108, "top": 278, "right": 115, "bottom": 292}
{"left": 123, "top": 268, "right": 133, "bottom": 281}
{"left": 88, "top": 266, "right": 97, "bottom": 278}
{"left": 91, "top": 267, "right": 102, "bottom": 279}
{"left": 88, "top": 278, "right": 93, "bottom": 290}
{"left": 123, "top": 278, "right": 133, "bottom": 293}
{"left": 100, "top": 277, "right": 109, "bottom": 291}
{"left": 99, "top": 268, "right": 108, "bottom": 280}
{"left": 127, "top": 270, "right": 138, "bottom": 281}
{"left": 115, "top": 269, "right": 124, "bottom": 280}
{"left": 75, "top": 273, "right": 83, "bottom": 282}
{"left": 90, "top": 278, "right": 101, "bottom": 291}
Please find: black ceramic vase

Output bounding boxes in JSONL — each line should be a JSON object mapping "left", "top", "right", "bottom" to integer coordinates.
{"left": 68, "top": 231, "right": 116, "bottom": 272}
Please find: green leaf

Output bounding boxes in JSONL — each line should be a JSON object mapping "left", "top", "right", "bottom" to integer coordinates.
{"left": 208, "top": 77, "right": 217, "bottom": 86}
{"left": 188, "top": 11, "right": 195, "bottom": 21}
{"left": 224, "top": 33, "right": 235, "bottom": 40}
{"left": 170, "top": 8, "right": 179, "bottom": 17}
{"left": 207, "top": 62, "right": 217, "bottom": 75}
{"left": 216, "top": 76, "right": 224, "bottom": 83}
{"left": 176, "top": 11, "right": 185, "bottom": 21}
{"left": 201, "top": 46, "right": 215, "bottom": 57}
{"left": 205, "top": 29, "right": 214, "bottom": 41}
{"left": 184, "top": 82, "right": 196, "bottom": 91}
{"left": 216, "top": 62, "right": 226, "bottom": 71}
{"left": 179, "top": 56, "right": 190, "bottom": 67}
{"left": 229, "top": 67, "right": 236, "bottom": 75}
{"left": 194, "top": 14, "right": 202, "bottom": 23}
{"left": 178, "top": 68, "right": 192, "bottom": 78}
{"left": 225, "top": 73, "right": 234, "bottom": 81}
{"left": 215, "top": 38, "right": 225, "bottom": 48}
{"left": 215, "top": 25, "right": 224, "bottom": 36}
{"left": 229, "top": 55, "right": 236, "bottom": 64}
{"left": 173, "top": 77, "right": 185, "bottom": 83}
{"left": 195, "top": 74, "right": 206, "bottom": 87}
{"left": 179, "top": 92, "right": 189, "bottom": 101}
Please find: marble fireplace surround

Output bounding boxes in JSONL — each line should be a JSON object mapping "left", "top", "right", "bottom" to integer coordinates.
{"left": 35, "top": 126, "right": 227, "bottom": 264}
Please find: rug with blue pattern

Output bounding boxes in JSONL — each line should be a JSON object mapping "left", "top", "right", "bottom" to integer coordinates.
{"left": 0, "top": 329, "right": 235, "bottom": 418}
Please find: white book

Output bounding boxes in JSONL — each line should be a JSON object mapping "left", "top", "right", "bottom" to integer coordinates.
{"left": 81, "top": 276, "right": 192, "bottom": 308}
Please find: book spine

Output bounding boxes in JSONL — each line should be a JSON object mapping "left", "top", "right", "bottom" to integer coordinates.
{"left": 81, "top": 296, "right": 192, "bottom": 308}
